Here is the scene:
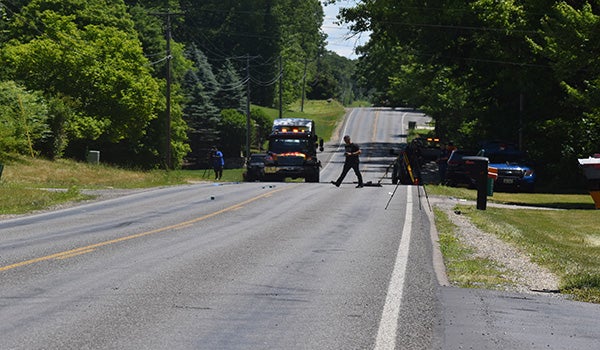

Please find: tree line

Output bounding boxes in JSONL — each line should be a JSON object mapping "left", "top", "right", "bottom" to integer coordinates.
{"left": 337, "top": 0, "right": 600, "bottom": 188}
{"left": 0, "top": 0, "right": 360, "bottom": 168}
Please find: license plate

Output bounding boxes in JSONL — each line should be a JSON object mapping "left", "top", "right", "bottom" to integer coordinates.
{"left": 265, "top": 167, "right": 277, "bottom": 174}
{"left": 502, "top": 178, "right": 514, "bottom": 184}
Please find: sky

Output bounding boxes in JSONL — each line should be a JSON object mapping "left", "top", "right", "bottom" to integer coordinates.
{"left": 321, "top": 0, "right": 370, "bottom": 59}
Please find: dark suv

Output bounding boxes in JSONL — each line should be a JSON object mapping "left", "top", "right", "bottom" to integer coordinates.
{"left": 244, "top": 154, "right": 266, "bottom": 182}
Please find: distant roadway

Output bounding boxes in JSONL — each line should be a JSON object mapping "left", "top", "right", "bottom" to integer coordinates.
{"left": 1, "top": 108, "right": 599, "bottom": 349}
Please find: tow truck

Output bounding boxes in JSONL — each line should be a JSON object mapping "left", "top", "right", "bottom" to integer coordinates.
{"left": 263, "top": 118, "right": 323, "bottom": 182}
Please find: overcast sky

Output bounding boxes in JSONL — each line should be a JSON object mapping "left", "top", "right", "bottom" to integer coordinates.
{"left": 321, "top": 0, "right": 370, "bottom": 59}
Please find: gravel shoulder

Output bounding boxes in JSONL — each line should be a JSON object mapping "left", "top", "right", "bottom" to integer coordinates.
{"left": 429, "top": 195, "right": 562, "bottom": 295}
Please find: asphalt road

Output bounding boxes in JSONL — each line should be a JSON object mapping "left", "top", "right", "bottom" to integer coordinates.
{"left": 1, "top": 108, "right": 599, "bottom": 349}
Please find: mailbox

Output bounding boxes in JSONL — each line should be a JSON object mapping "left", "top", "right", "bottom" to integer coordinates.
{"left": 463, "top": 156, "right": 489, "bottom": 210}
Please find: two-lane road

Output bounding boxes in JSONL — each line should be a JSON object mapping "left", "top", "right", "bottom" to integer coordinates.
{"left": 1, "top": 108, "right": 441, "bottom": 349}
{"left": 2, "top": 108, "right": 600, "bottom": 349}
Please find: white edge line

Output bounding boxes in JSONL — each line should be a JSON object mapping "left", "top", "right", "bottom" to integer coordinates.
{"left": 374, "top": 187, "right": 413, "bottom": 350}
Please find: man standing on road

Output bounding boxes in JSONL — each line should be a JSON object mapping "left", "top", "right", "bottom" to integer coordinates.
{"left": 331, "top": 135, "right": 364, "bottom": 188}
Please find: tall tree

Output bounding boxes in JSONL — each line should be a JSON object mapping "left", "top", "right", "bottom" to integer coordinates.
{"left": 528, "top": 2, "right": 600, "bottom": 184}
{"left": 1, "top": 0, "right": 164, "bottom": 164}
{"left": 181, "top": 45, "right": 221, "bottom": 164}
{"left": 215, "top": 58, "right": 247, "bottom": 112}
{"left": 177, "top": 0, "right": 326, "bottom": 108}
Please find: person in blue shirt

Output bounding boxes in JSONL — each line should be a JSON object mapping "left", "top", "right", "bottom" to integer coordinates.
{"left": 211, "top": 146, "right": 224, "bottom": 180}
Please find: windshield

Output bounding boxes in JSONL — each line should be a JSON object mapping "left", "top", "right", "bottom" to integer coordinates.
{"left": 487, "top": 152, "right": 527, "bottom": 164}
{"left": 269, "top": 138, "right": 312, "bottom": 154}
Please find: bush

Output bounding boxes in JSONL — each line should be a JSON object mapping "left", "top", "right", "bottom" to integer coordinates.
{"left": 0, "top": 81, "right": 49, "bottom": 158}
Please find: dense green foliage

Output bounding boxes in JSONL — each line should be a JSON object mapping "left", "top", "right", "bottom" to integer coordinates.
{"left": 0, "top": 81, "right": 48, "bottom": 158}
{"left": 338, "top": 0, "right": 600, "bottom": 188}
{"left": 0, "top": 0, "right": 358, "bottom": 168}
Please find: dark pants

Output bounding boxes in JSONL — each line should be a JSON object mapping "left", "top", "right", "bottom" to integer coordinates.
{"left": 214, "top": 166, "right": 223, "bottom": 179}
{"left": 335, "top": 162, "right": 363, "bottom": 186}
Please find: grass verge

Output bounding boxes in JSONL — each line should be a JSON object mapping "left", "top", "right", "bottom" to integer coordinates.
{"left": 428, "top": 184, "right": 600, "bottom": 303}
{"left": 433, "top": 207, "right": 515, "bottom": 290}
{"left": 0, "top": 156, "right": 247, "bottom": 215}
{"left": 462, "top": 204, "right": 600, "bottom": 303}
{"left": 426, "top": 184, "right": 596, "bottom": 209}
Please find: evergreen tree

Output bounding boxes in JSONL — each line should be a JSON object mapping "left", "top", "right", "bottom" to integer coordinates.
{"left": 182, "top": 45, "right": 221, "bottom": 165}
{"left": 215, "top": 59, "right": 247, "bottom": 113}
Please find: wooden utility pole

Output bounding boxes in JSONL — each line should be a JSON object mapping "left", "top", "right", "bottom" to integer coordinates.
{"left": 246, "top": 55, "right": 251, "bottom": 159}
{"left": 519, "top": 93, "right": 524, "bottom": 151}
{"left": 279, "top": 55, "right": 283, "bottom": 118}
{"left": 152, "top": 8, "right": 183, "bottom": 169}
{"left": 301, "top": 58, "right": 308, "bottom": 112}
{"left": 165, "top": 13, "right": 172, "bottom": 169}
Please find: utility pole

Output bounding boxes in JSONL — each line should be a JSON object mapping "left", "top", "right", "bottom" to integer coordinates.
{"left": 278, "top": 55, "right": 283, "bottom": 118}
{"left": 152, "top": 8, "right": 183, "bottom": 169}
{"left": 519, "top": 93, "right": 524, "bottom": 151}
{"left": 165, "top": 13, "right": 172, "bottom": 169}
{"left": 246, "top": 55, "right": 251, "bottom": 159}
{"left": 301, "top": 58, "right": 308, "bottom": 112}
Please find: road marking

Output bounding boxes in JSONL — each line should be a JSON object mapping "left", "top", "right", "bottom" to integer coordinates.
{"left": 375, "top": 187, "right": 413, "bottom": 350}
{"left": 0, "top": 186, "right": 288, "bottom": 272}
{"left": 364, "top": 109, "right": 380, "bottom": 172}
{"left": 371, "top": 109, "right": 379, "bottom": 143}
{"left": 55, "top": 248, "right": 96, "bottom": 260}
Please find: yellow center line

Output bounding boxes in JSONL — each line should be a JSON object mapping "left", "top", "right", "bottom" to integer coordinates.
{"left": 371, "top": 109, "right": 380, "bottom": 143}
{"left": 55, "top": 248, "right": 96, "bottom": 260}
{"left": 0, "top": 186, "right": 289, "bottom": 272}
{"left": 364, "top": 109, "right": 380, "bottom": 171}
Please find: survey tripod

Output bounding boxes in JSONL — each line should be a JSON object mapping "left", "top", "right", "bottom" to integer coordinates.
{"left": 383, "top": 148, "right": 431, "bottom": 211}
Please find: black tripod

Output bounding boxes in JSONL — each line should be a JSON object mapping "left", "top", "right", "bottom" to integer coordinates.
{"left": 384, "top": 150, "right": 431, "bottom": 211}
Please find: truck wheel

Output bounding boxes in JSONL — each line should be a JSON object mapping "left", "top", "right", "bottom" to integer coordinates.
{"left": 306, "top": 171, "right": 320, "bottom": 183}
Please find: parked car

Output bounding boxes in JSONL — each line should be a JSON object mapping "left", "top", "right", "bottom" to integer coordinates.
{"left": 244, "top": 153, "right": 266, "bottom": 181}
{"left": 414, "top": 136, "right": 442, "bottom": 161}
{"left": 477, "top": 148, "right": 535, "bottom": 192}
{"left": 445, "top": 149, "right": 479, "bottom": 187}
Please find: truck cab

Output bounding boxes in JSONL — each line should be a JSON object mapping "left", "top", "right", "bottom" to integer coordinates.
{"left": 477, "top": 142, "right": 535, "bottom": 192}
{"left": 264, "top": 118, "right": 323, "bottom": 182}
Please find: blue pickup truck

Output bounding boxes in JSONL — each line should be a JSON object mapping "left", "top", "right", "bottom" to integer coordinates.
{"left": 477, "top": 143, "right": 536, "bottom": 192}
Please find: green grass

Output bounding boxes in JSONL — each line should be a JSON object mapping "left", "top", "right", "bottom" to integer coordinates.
{"left": 434, "top": 208, "right": 515, "bottom": 290}
{"left": 0, "top": 156, "right": 247, "bottom": 215}
{"left": 427, "top": 184, "right": 600, "bottom": 302}
{"left": 426, "top": 184, "right": 596, "bottom": 209}
{"left": 462, "top": 205, "right": 600, "bottom": 302}
{"left": 0, "top": 184, "right": 92, "bottom": 215}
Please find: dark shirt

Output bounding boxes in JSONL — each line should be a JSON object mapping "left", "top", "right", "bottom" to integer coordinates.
{"left": 344, "top": 143, "right": 360, "bottom": 164}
